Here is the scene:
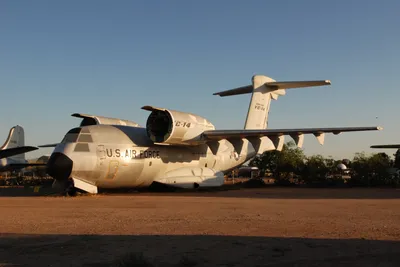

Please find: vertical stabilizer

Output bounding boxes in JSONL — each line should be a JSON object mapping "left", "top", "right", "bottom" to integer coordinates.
{"left": 244, "top": 75, "right": 284, "bottom": 130}
{"left": 1, "top": 126, "right": 26, "bottom": 161}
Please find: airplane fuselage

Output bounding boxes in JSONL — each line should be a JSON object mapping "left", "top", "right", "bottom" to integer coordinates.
{"left": 0, "top": 157, "right": 29, "bottom": 173}
{"left": 47, "top": 125, "right": 258, "bottom": 191}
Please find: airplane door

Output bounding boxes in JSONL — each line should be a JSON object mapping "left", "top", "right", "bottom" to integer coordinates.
{"left": 96, "top": 145, "right": 106, "bottom": 166}
{"left": 106, "top": 160, "right": 119, "bottom": 180}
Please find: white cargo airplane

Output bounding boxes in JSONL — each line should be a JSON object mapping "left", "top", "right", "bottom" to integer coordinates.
{"left": 0, "top": 125, "right": 45, "bottom": 172}
{"left": 42, "top": 75, "right": 383, "bottom": 195}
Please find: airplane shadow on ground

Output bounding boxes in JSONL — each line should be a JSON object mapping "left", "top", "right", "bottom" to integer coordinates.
{"left": 100, "top": 185, "right": 400, "bottom": 200}
{"left": 0, "top": 234, "right": 399, "bottom": 267}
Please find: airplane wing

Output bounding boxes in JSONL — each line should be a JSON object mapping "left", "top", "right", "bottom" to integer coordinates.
{"left": 38, "top": 143, "right": 59, "bottom": 148}
{"left": 203, "top": 127, "right": 382, "bottom": 140}
{"left": 0, "top": 146, "right": 38, "bottom": 159}
{"left": 202, "top": 126, "right": 382, "bottom": 152}
{"left": 370, "top": 144, "right": 400, "bottom": 149}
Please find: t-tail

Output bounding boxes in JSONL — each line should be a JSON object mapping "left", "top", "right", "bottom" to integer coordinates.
{"left": 213, "top": 75, "right": 331, "bottom": 130}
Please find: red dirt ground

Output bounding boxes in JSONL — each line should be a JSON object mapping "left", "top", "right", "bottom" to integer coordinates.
{"left": 0, "top": 187, "right": 399, "bottom": 266}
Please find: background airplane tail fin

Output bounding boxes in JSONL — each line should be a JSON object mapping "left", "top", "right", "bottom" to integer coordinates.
{"left": 213, "top": 75, "right": 331, "bottom": 130}
{"left": 1, "top": 125, "right": 26, "bottom": 161}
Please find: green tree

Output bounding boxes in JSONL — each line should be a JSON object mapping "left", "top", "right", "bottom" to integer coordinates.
{"left": 276, "top": 141, "right": 305, "bottom": 174}
{"left": 249, "top": 148, "right": 278, "bottom": 176}
{"left": 249, "top": 141, "right": 305, "bottom": 183}
{"left": 350, "top": 152, "right": 395, "bottom": 186}
{"left": 301, "top": 155, "right": 329, "bottom": 184}
{"left": 394, "top": 149, "right": 400, "bottom": 168}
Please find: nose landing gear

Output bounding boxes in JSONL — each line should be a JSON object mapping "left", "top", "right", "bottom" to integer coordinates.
{"left": 64, "top": 179, "right": 77, "bottom": 197}
{"left": 52, "top": 178, "right": 77, "bottom": 197}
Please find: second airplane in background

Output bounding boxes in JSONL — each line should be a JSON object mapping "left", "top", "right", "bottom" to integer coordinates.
{"left": 0, "top": 125, "right": 45, "bottom": 172}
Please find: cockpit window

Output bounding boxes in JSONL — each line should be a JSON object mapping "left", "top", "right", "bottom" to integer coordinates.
{"left": 61, "top": 128, "right": 81, "bottom": 143}
{"left": 78, "top": 134, "right": 93, "bottom": 143}
{"left": 61, "top": 127, "right": 93, "bottom": 145}
{"left": 74, "top": 143, "right": 90, "bottom": 152}
{"left": 67, "top": 128, "right": 82, "bottom": 134}
{"left": 81, "top": 127, "right": 91, "bottom": 133}
{"left": 61, "top": 133, "right": 79, "bottom": 143}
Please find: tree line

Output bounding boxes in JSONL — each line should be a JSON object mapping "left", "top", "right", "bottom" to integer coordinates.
{"left": 249, "top": 141, "right": 400, "bottom": 187}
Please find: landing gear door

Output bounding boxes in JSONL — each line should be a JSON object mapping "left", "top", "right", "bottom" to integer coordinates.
{"left": 96, "top": 145, "right": 106, "bottom": 166}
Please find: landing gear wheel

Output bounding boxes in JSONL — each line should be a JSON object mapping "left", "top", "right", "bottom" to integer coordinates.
{"left": 63, "top": 179, "right": 77, "bottom": 197}
{"left": 65, "top": 186, "right": 77, "bottom": 197}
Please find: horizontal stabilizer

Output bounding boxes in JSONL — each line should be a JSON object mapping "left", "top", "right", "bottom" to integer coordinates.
{"left": 370, "top": 144, "right": 400, "bottom": 149}
{"left": 213, "top": 79, "right": 331, "bottom": 97}
{"left": 0, "top": 146, "right": 38, "bottom": 159}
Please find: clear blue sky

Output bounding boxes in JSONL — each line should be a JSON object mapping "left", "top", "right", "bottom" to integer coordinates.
{"left": 1, "top": 0, "right": 399, "bottom": 160}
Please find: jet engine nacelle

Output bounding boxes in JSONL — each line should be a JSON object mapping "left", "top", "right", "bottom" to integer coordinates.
{"left": 71, "top": 113, "right": 140, "bottom": 127}
{"left": 142, "top": 106, "right": 215, "bottom": 145}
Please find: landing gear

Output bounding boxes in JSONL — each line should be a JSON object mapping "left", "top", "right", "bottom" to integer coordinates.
{"left": 52, "top": 178, "right": 78, "bottom": 197}
{"left": 65, "top": 182, "right": 77, "bottom": 197}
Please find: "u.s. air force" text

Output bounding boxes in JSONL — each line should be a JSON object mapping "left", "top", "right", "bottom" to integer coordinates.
{"left": 106, "top": 148, "right": 160, "bottom": 159}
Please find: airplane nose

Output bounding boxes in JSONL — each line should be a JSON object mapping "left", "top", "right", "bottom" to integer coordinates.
{"left": 46, "top": 152, "right": 73, "bottom": 180}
